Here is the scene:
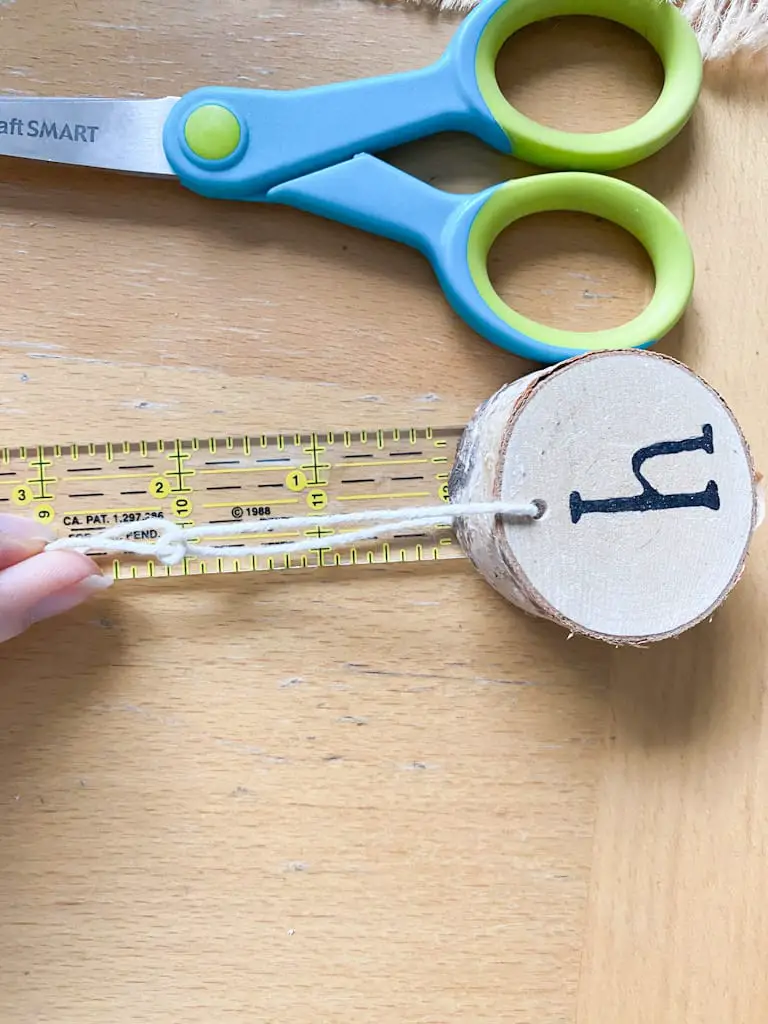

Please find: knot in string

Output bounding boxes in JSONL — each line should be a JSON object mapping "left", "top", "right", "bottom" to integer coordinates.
{"left": 46, "top": 518, "right": 191, "bottom": 567}
{"left": 150, "top": 521, "right": 189, "bottom": 566}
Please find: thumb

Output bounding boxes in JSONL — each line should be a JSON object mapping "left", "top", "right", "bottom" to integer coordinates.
{"left": 0, "top": 515, "right": 112, "bottom": 643}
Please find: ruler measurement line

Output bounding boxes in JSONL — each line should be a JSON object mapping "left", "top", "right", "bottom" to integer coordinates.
{"left": 71, "top": 471, "right": 157, "bottom": 482}
{"left": 68, "top": 506, "right": 163, "bottom": 517}
{"left": 338, "top": 491, "right": 432, "bottom": 502}
{"left": 201, "top": 464, "right": 295, "bottom": 475}
{"left": 169, "top": 441, "right": 192, "bottom": 494}
{"left": 4, "top": 425, "right": 462, "bottom": 579}
{"left": 332, "top": 458, "right": 429, "bottom": 468}
{"left": 201, "top": 498, "right": 300, "bottom": 510}
{"left": 305, "top": 434, "right": 327, "bottom": 487}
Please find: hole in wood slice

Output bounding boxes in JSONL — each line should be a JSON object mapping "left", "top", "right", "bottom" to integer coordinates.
{"left": 452, "top": 351, "right": 758, "bottom": 644}
{"left": 496, "top": 16, "right": 664, "bottom": 134}
{"left": 487, "top": 211, "right": 655, "bottom": 332}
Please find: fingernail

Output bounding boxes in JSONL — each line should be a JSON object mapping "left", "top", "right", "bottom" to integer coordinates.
{"left": 28, "top": 573, "right": 114, "bottom": 625}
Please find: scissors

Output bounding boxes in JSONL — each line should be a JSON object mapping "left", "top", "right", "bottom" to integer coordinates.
{"left": 0, "top": 0, "right": 702, "bottom": 364}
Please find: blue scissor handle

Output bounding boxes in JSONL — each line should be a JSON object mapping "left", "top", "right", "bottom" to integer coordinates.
{"left": 162, "top": 0, "right": 701, "bottom": 198}
{"left": 162, "top": 0, "right": 513, "bottom": 200}
{"left": 158, "top": 0, "right": 700, "bottom": 362}
{"left": 268, "top": 155, "right": 694, "bottom": 365}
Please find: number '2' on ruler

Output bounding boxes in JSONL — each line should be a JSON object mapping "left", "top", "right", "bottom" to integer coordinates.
{"left": 0, "top": 426, "right": 461, "bottom": 580}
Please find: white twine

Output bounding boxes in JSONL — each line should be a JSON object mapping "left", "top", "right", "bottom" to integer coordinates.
{"left": 45, "top": 500, "right": 540, "bottom": 567}
{"left": 393, "top": 0, "right": 768, "bottom": 60}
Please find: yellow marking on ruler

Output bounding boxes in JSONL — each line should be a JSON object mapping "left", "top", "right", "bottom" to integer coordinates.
{"left": 63, "top": 470, "right": 160, "bottom": 482}
{"left": 333, "top": 458, "right": 430, "bottom": 468}
{"left": 338, "top": 491, "right": 431, "bottom": 502}
{"left": 69, "top": 506, "right": 163, "bottom": 517}
{"left": 207, "top": 531, "right": 301, "bottom": 542}
{"left": 200, "top": 465, "right": 294, "bottom": 475}
{"left": 201, "top": 497, "right": 300, "bottom": 510}
{"left": 2, "top": 425, "right": 462, "bottom": 580}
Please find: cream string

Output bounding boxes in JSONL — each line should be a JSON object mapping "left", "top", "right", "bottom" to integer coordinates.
{"left": 45, "top": 500, "right": 540, "bottom": 567}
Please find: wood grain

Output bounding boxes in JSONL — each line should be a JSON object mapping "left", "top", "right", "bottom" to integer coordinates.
{"left": 0, "top": 3, "right": 766, "bottom": 1022}
{"left": 450, "top": 350, "right": 758, "bottom": 644}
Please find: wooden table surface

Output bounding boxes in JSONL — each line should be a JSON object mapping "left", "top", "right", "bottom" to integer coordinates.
{"left": 1, "top": 3, "right": 767, "bottom": 1021}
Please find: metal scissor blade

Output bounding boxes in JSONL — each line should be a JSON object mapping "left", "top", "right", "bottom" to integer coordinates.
{"left": 0, "top": 96, "right": 180, "bottom": 177}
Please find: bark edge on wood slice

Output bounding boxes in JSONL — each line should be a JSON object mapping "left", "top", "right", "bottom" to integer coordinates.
{"left": 450, "top": 349, "right": 761, "bottom": 645}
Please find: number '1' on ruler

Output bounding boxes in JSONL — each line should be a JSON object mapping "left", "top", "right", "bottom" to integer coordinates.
{"left": 0, "top": 426, "right": 461, "bottom": 580}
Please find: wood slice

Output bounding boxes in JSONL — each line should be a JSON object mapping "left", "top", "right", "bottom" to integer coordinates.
{"left": 450, "top": 350, "right": 760, "bottom": 645}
